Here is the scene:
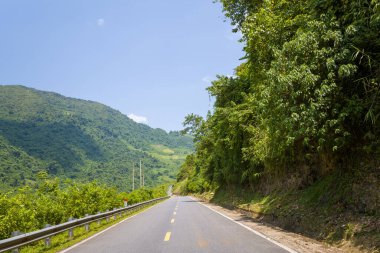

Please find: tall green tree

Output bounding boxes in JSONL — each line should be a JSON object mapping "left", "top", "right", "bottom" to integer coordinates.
{"left": 179, "top": 0, "right": 380, "bottom": 191}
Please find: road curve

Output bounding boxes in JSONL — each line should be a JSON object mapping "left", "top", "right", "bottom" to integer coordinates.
{"left": 61, "top": 196, "right": 292, "bottom": 253}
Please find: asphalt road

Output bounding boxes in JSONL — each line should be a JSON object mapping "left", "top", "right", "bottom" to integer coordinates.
{"left": 62, "top": 196, "right": 293, "bottom": 253}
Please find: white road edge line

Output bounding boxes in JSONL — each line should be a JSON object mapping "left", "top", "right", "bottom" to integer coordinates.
{"left": 59, "top": 200, "right": 167, "bottom": 253}
{"left": 191, "top": 196, "right": 298, "bottom": 253}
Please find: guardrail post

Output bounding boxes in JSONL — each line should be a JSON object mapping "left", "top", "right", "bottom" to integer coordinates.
{"left": 44, "top": 224, "right": 51, "bottom": 247}
{"left": 68, "top": 217, "right": 74, "bottom": 238}
{"left": 106, "top": 210, "right": 110, "bottom": 222}
{"left": 11, "top": 231, "right": 21, "bottom": 253}
{"left": 84, "top": 214, "right": 90, "bottom": 231}
{"left": 113, "top": 208, "right": 117, "bottom": 220}
{"left": 97, "top": 212, "right": 101, "bottom": 225}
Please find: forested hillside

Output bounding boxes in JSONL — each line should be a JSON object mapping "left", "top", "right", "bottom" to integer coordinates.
{"left": 0, "top": 85, "right": 193, "bottom": 191}
{"left": 177, "top": 0, "right": 380, "bottom": 250}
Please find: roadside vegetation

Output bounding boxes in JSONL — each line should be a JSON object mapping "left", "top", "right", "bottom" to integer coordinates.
{"left": 176, "top": 0, "right": 380, "bottom": 251}
{"left": 0, "top": 171, "right": 169, "bottom": 241}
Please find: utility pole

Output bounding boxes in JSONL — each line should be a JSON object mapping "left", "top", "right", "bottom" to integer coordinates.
{"left": 139, "top": 159, "right": 142, "bottom": 188}
{"left": 132, "top": 163, "right": 135, "bottom": 191}
{"left": 142, "top": 166, "right": 145, "bottom": 188}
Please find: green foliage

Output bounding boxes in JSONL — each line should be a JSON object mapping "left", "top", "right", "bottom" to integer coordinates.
{"left": 151, "top": 184, "right": 170, "bottom": 198}
{"left": 178, "top": 0, "right": 380, "bottom": 192}
{"left": 0, "top": 176, "right": 168, "bottom": 240}
{"left": 0, "top": 136, "right": 46, "bottom": 191}
{"left": 181, "top": 114, "right": 205, "bottom": 140}
{"left": 186, "top": 176, "right": 210, "bottom": 193}
{"left": 126, "top": 184, "right": 168, "bottom": 204}
{"left": 0, "top": 85, "right": 193, "bottom": 191}
{"left": 0, "top": 179, "right": 123, "bottom": 240}
{"left": 126, "top": 188, "right": 153, "bottom": 204}
{"left": 176, "top": 154, "right": 196, "bottom": 182}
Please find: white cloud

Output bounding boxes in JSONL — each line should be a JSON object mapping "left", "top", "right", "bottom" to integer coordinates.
{"left": 97, "top": 18, "right": 105, "bottom": 27}
{"left": 127, "top": 113, "right": 148, "bottom": 124}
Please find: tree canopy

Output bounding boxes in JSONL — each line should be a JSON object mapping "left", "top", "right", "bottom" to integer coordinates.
{"left": 179, "top": 0, "right": 380, "bottom": 191}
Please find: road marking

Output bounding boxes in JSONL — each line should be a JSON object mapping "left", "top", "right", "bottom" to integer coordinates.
{"left": 164, "top": 232, "right": 171, "bottom": 241}
{"left": 173, "top": 211, "right": 176, "bottom": 215}
{"left": 171, "top": 218, "right": 175, "bottom": 223}
{"left": 59, "top": 201, "right": 168, "bottom": 253}
{"left": 192, "top": 197, "right": 298, "bottom": 253}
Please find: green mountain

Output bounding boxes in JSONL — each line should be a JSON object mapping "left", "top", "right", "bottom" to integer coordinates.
{"left": 0, "top": 85, "right": 193, "bottom": 191}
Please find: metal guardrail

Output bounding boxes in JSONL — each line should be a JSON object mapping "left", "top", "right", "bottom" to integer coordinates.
{"left": 0, "top": 196, "right": 169, "bottom": 253}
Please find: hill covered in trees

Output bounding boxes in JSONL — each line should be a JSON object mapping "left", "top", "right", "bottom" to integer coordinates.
{"left": 0, "top": 85, "right": 193, "bottom": 191}
{"left": 177, "top": 0, "right": 379, "bottom": 251}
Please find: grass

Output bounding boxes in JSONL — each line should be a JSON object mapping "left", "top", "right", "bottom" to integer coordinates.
{"left": 149, "top": 144, "right": 190, "bottom": 161}
{"left": 150, "top": 144, "right": 175, "bottom": 155}
{"left": 17, "top": 201, "right": 163, "bottom": 253}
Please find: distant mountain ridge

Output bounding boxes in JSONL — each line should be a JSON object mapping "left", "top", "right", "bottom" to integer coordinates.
{"left": 0, "top": 85, "right": 193, "bottom": 191}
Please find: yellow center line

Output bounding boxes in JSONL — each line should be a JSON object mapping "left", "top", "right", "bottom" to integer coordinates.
{"left": 164, "top": 232, "right": 171, "bottom": 241}
{"left": 171, "top": 218, "right": 175, "bottom": 223}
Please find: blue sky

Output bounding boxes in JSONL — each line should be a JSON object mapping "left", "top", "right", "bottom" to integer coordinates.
{"left": 0, "top": 0, "right": 243, "bottom": 131}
